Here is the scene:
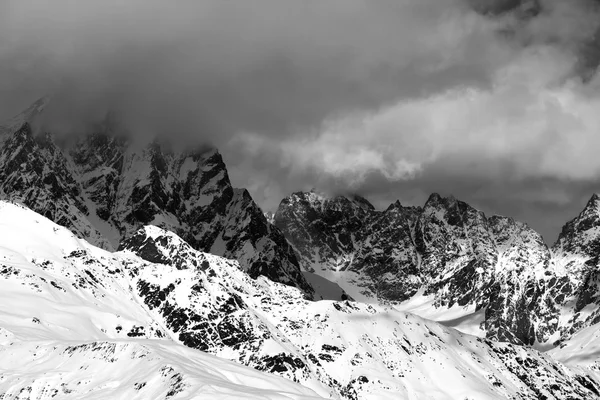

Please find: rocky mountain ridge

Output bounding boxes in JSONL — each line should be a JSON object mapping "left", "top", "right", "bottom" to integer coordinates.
{"left": 274, "top": 189, "right": 600, "bottom": 347}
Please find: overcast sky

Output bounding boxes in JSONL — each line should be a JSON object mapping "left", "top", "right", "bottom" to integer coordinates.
{"left": 2, "top": 0, "right": 600, "bottom": 243}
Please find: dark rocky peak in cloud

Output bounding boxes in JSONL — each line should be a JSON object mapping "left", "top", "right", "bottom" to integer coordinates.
{"left": 582, "top": 192, "right": 600, "bottom": 214}
{"left": 0, "top": 96, "right": 49, "bottom": 137}
{"left": 553, "top": 193, "right": 600, "bottom": 257}
{"left": 278, "top": 190, "right": 374, "bottom": 224}
{"left": 423, "top": 192, "right": 476, "bottom": 213}
{"left": 347, "top": 194, "right": 375, "bottom": 211}
{"left": 0, "top": 99, "right": 314, "bottom": 298}
{"left": 468, "top": 0, "right": 541, "bottom": 19}
{"left": 423, "top": 192, "right": 461, "bottom": 210}
{"left": 487, "top": 214, "right": 546, "bottom": 246}
{"left": 384, "top": 199, "right": 422, "bottom": 216}
{"left": 420, "top": 192, "right": 487, "bottom": 232}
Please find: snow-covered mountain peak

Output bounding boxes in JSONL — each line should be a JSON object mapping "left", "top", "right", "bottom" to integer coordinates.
{"left": 139, "top": 225, "right": 179, "bottom": 241}
{"left": 588, "top": 192, "right": 600, "bottom": 206}
{"left": 423, "top": 192, "right": 453, "bottom": 208}
{"left": 7, "top": 94, "right": 600, "bottom": 397}
{"left": 553, "top": 193, "right": 600, "bottom": 258}
{"left": 0, "top": 99, "right": 314, "bottom": 297}
{"left": 385, "top": 199, "right": 403, "bottom": 210}
{"left": 572, "top": 193, "right": 600, "bottom": 227}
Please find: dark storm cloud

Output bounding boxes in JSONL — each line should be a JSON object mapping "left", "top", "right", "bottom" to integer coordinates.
{"left": 224, "top": 0, "right": 600, "bottom": 243}
{"left": 0, "top": 0, "right": 506, "bottom": 140}
{"left": 2, "top": 0, "right": 600, "bottom": 241}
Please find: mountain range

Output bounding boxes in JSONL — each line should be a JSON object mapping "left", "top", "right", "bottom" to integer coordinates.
{"left": 3, "top": 98, "right": 600, "bottom": 398}
{"left": 3, "top": 200, "right": 600, "bottom": 399}
{"left": 274, "top": 190, "right": 600, "bottom": 349}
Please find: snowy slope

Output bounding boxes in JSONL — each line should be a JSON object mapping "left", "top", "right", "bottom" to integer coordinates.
{"left": 1, "top": 201, "right": 599, "bottom": 399}
{"left": 549, "top": 322, "right": 600, "bottom": 369}
{"left": 0, "top": 201, "right": 327, "bottom": 399}
{"left": 0, "top": 340, "right": 324, "bottom": 400}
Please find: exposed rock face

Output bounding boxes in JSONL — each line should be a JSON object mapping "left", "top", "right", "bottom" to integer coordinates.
{"left": 549, "top": 194, "right": 600, "bottom": 340}
{"left": 0, "top": 103, "right": 313, "bottom": 297}
{"left": 275, "top": 190, "right": 518, "bottom": 305}
{"left": 0, "top": 124, "right": 110, "bottom": 249}
{"left": 481, "top": 215, "right": 553, "bottom": 345}
{"left": 554, "top": 194, "right": 600, "bottom": 260}
{"left": 274, "top": 191, "right": 377, "bottom": 271}
{"left": 275, "top": 190, "right": 600, "bottom": 347}
{"left": 351, "top": 200, "right": 421, "bottom": 301}
{"left": 416, "top": 194, "right": 499, "bottom": 308}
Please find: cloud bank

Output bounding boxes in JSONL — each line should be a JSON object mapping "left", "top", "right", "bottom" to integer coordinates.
{"left": 0, "top": 0, "right": 502, "bottom": 137}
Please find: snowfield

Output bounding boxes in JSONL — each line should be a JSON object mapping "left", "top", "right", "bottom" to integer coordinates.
{"left": 0, "top": 339, "right": 323, "bottom": 399}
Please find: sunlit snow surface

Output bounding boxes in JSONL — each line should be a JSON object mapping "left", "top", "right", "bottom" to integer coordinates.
{"left": 550, "top": 322, "right": 600, "bottom": 370}
{"left": 394, "top": 290, "right": 486, "bottom": 337}
{"left": 0, "top": 202, "right": 322, "bottom": 399}
{"left": 1, "top": 201, "right": 600, "bottom": 399}
{"left": 0, "top": 340, "right": 323, "bottom": 399}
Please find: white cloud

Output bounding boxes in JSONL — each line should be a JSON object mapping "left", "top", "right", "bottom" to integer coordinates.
{"left": 229, "top": 41, "right": 600, "bottom": 189}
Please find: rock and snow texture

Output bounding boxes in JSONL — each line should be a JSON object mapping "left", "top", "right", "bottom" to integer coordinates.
{"left": 274, "top": 190, "right": 600, "bottom": 348}
{"left": 0, "top": 341, "right": 324, "bottom": 400}
{"left": 2, "top": 201, "right": 600, "bottom": 399}
{"left": 0, "top": 101, "right": 312, "bottom": 298}
{"left": 0, "top": 201, "right": 328, "bottom": 399}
